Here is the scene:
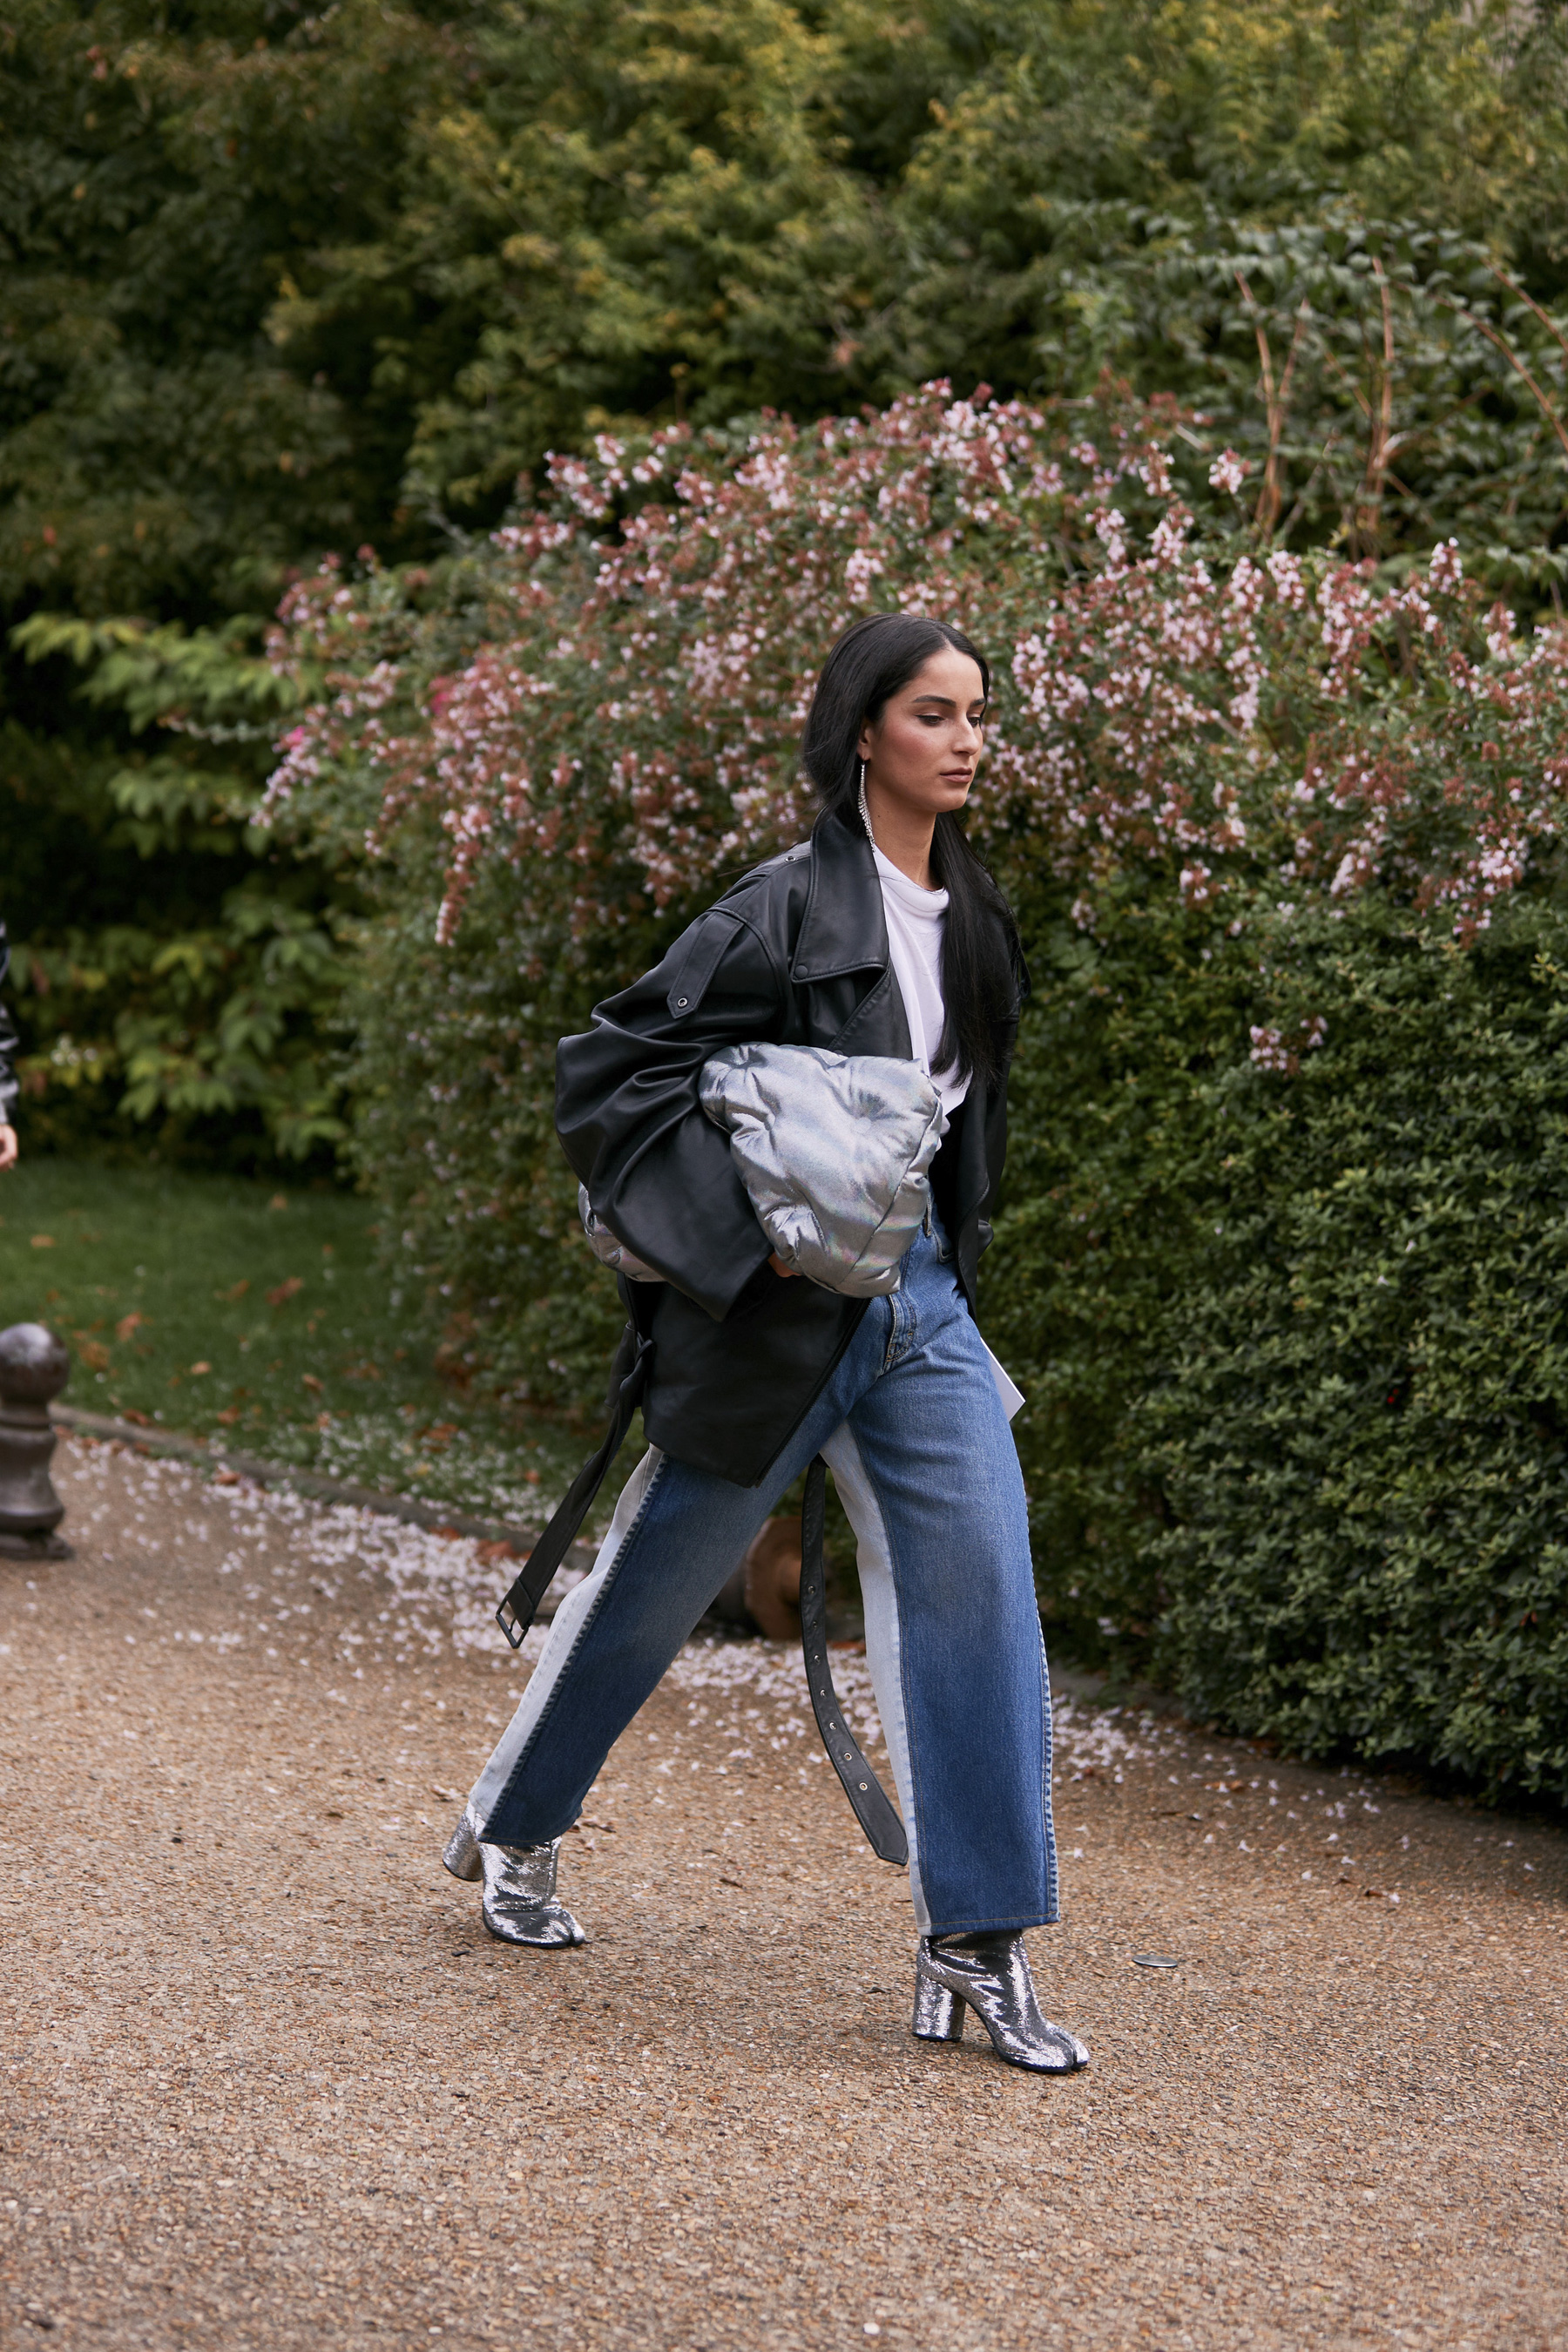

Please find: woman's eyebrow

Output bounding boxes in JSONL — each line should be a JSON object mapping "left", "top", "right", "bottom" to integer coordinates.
{"left": 910, "top": 693, "right": 987, "bottom": 711}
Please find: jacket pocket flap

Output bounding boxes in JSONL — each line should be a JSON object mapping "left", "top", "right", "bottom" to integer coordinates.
{"left": 666, "top": 910, "right": 743, "bottom": 1021}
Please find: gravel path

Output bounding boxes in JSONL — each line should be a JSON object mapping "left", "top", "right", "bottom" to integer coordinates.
{"left": 3, "top": 1436, "right": 1565, "bottom": 2351}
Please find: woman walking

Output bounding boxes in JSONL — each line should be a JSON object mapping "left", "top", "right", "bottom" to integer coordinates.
{"left": 443, "top": 612, "right": 1087, "bottom": 2073}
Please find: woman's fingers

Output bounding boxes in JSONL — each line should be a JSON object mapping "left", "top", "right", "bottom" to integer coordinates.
{"left": 768, "top": 1250, "right": 800, "bottom": 1279}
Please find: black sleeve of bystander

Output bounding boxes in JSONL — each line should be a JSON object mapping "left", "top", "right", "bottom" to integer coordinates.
{"left": 0, "top": 919, "right": 19, "bottom": 1132}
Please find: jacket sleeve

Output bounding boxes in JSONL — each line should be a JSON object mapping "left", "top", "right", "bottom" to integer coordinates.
{"left": 0, "top": 922, "right": 19, "bottom": 1131}
{"left": 555, "top": 904, "right": 788, "bottom": 1321}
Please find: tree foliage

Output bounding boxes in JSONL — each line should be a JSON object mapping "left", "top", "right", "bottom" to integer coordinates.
{"left": 1, "top": 0, "right": 446, "bottom": 1156}
{"left": 7, "top": 0, "right": 1568, "bottom": 1156}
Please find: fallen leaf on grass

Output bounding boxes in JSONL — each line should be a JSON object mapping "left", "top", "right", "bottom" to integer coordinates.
{"left": 215, "top": 1408, "right": 241, "bottom": 1427}
{"left": 301, "top": 1372, "right": 323, "bottom": 1393}
{"left": 115, "top": 1313, "right": 145, "bottom": 1342}
{"left": 191, "top": 1362, "right": 212, "bottom": 1375}
{"left": 30, "top": 1234, "right": 54, "bottom": 1249}
{"left": 120, "top": 1408, "right": 151, "bottom": 1428}
{"left": 268, "top": 1194, "right": 288, "bottom": 1212}
{"left": 78, "top": 1341, "right": 110, "bottom": 1373}
{"left": 218, "top": 1280, "right": 251, "bottom": 1302}
{"left": 267, "top": 1275, "right": 303, "bottom": 1308}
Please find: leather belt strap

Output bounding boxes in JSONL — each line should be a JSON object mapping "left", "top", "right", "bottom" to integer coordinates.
{"left": 495, "top": 1328, "right": 653, "bottom": 1648}
{"left": 798, "top": 1456, "right": 909, "bottom": 1867}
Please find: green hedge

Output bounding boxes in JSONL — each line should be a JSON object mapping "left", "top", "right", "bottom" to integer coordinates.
{"left": 992, "top": 888, "right": 1568, "bottom": 1799}
{"left": 348, "top": 831, "right": 1568, "bottom": 1799}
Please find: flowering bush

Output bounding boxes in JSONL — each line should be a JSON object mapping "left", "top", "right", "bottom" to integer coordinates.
{"left": 263, "top": 378, "right": 1568, "bottom": 1792}
{"left": 261, "top": 384, "right": 1186, "bottom": 934}
{"left": 265, "top": 384, "right": 1568, "bottom": 964}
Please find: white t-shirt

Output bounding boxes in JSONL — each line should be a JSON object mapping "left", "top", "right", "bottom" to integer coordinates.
{"left": 872, "top": 844, "right": 970, "bottom": 1117}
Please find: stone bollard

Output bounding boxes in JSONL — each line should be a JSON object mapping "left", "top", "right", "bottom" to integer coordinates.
{"left": 0, "top": 1323, "right": 72, "bottom": 1561}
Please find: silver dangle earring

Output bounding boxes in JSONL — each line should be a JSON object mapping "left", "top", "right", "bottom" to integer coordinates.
{"left": 858, "top": 759, "right": 874, "bottom": 843}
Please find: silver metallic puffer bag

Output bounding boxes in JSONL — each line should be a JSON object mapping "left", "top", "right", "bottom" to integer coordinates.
{"left": 699, "top": 1041, "right": 947, "bottom": 1298}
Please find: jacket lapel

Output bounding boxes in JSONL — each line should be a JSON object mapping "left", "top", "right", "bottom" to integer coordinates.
{"left": 792, "top": 809, "right": 887, "bottom": 983}
{"left": 792, "top": 810, "right": 912, "bottom": 1060}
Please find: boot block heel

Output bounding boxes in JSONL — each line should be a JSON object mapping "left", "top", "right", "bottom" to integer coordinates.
{"left": 443, "top": 1808, "right": 483, "bottom": 1882}
{"left": 913, "top": 1961, "right": 965, "bottom": 2044}
{"left": 917, "top": 1932, "right": 1089, "bottom": 2073}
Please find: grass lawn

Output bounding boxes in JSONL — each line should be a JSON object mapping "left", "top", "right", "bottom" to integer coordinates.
{"left": 0, "top": 1159, "right": 595, "bottom": 1525}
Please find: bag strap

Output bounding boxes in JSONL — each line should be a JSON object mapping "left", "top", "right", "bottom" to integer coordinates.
{"left": 798, "top": 1456, "right": 909, "bottom": 1867}
{"left": 495, "top": 1326, "right": 653, "bottom": 1649}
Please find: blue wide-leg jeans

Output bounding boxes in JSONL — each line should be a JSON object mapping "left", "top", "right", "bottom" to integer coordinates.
{"left": 465, "top": 1227, "right": 1059, "bottom": 1935}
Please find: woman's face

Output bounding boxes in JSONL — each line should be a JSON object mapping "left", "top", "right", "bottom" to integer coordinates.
{"left": 857, "top": 645, "right": 987, "bottom": 824}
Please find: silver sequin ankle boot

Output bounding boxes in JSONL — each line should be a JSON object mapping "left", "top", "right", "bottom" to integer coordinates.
{"left": 913, "top": 1931, "right": 1088, "bottom": 2072}
{"left": 443, "top": 1806, "right": 586, "bottom": 1948}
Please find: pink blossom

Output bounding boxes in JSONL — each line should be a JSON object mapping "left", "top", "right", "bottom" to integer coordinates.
{"left": 1429, "top": 539, "right": 1463, "bottom": 593}
{"left": 256, "top": 380, "right": 1568, "bottom": 963}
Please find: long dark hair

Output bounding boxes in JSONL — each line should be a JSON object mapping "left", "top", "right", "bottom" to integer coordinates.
{"left": 800, "top": 612, "right": 1020, "bottom": 1092}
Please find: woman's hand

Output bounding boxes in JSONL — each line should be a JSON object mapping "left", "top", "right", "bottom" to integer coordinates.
{"left": 768, "top": 1251, "right": 800, "bottom": 1279}
{"left": 0, "top": 1125, "right": 17, "bottom": 1173}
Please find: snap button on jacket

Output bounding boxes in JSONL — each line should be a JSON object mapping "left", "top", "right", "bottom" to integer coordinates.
{"left": 555, "top": 809, "right": 1022, "bottom": 1486}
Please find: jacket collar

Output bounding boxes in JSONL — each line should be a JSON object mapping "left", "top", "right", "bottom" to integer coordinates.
{"left": 790, "top": 807, "right": 889, "bottom": 983}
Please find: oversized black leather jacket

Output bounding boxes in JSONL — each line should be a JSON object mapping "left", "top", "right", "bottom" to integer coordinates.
{"left": 556, "top": 808, "right": 1023, "bottom": 1486}
{"left": 0, "top": 921, "right": 19, "bottom": 1131}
